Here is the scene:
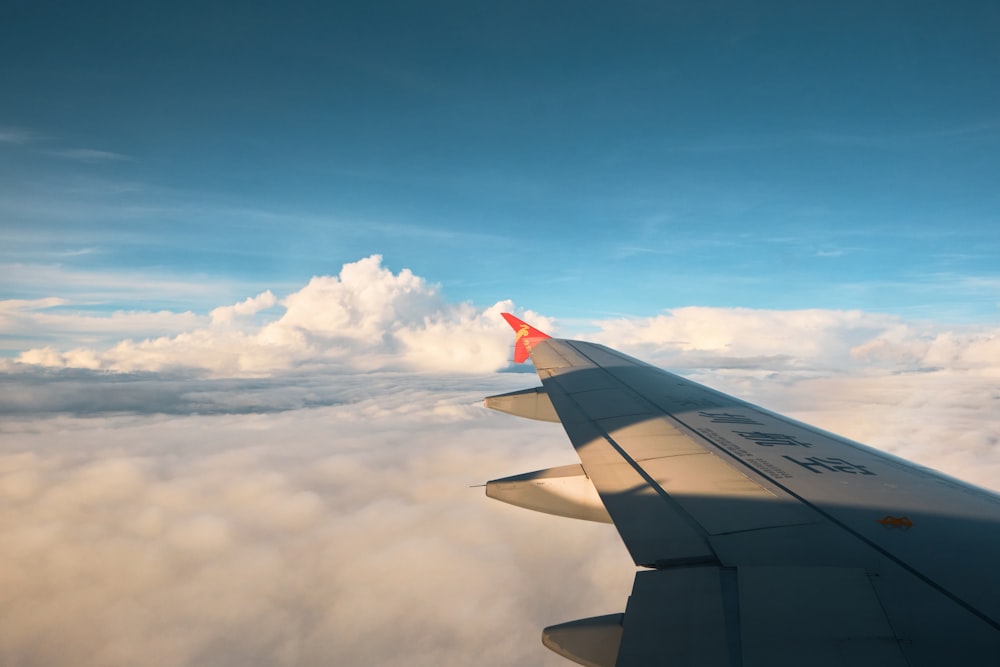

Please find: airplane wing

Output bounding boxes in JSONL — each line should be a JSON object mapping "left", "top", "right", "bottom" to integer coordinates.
{"left": 484, "top": 313, "right": 1000, "bottom": 666}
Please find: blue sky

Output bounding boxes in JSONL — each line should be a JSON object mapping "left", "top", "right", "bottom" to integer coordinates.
{"left": 3, "top": 1, "right": 1000, "bottom": 331}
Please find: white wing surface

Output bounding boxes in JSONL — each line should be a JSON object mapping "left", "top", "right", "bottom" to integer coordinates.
{"left": 484, "top": 314, "right": 1000, "bottom": 666}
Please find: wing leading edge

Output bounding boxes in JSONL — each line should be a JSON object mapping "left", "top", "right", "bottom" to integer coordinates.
{"left": 484, "top": 314, "right": 1000, "bottom": 667}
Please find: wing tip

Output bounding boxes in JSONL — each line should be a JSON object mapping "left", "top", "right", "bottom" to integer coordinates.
{"left": 501, "top": 312, "right": 550, "bottom": 363}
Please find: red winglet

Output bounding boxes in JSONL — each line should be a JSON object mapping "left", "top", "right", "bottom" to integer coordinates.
{"left": 501, "top": 312, "right": 551, "bottom": 363}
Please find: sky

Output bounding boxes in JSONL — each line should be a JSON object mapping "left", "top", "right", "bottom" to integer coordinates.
{"left": 2, "top": 2, "right": 1000, "bottom": 666}
{"left": 3, "top": 2, "right": 1000, "bottom": 323}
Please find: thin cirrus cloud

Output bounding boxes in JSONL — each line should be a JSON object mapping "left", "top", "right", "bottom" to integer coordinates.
{"left": 44, "top": 148, "right": 132, "bottom": 162}
{"left": 0, "top": 127, "right": 37, "bottom": 144}
{"left": 0, "top": 127, "right": 128, "bottom": 164}
{"left": 0, "top": 297, "right": 204, "bottom": 348}
{"left": 2, "top": 255, "right": 999, "bottom": 666}
{"left": 0, "top": 125, "right": 125, "bottom": 158}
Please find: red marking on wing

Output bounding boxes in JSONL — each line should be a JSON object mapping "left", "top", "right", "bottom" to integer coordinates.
{"left": 877, "top": 515, "right": 914, "bottom": 529}
{"left": 501, "top": 313, "right": 551, "bottom": 363}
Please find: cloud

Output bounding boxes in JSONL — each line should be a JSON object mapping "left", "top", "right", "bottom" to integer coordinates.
{"left": 1, "top": 299, "right": 205, "bottom": 358}
{"left": 45, "top": 148, "right": 131, "bottom": 162}
{"left": 0, "top": 371, "right": 630, "bottom": 667}
{"left": 209, "top": 291, "right": 278, "bottom": 326}
{"left": 0, "top": 297, "right": 70, "bottom": 311}
{"left": 587, "top": 306, "right": 1000, "bottom": 374}
{"left": 0, "top": 127, "right": 36, "bottom": 144}
{"left": 9, "top": 268, "right": 999, "bottom": 484}
{"left": 0, "top": 125, "right": 126, "bottom": 157}
{"left": 2, "top": 351, "right": 998, "bottom": 667}
{"left": 0, "top": 262, "right": 233, "bottom": 306}
{"left": 10, "top": 255, "right": 551, "bottom": 376}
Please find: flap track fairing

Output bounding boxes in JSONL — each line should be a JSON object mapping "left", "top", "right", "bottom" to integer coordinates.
{"left": 484, "top": 386, "right": 560, "bottom": 422}
{"left": 486, "top": 464, "right": 612, "bottom": 523}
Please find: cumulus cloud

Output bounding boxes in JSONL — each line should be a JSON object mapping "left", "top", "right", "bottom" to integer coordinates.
{"left": 11, "top": 256, "right": 551, "bottom": 376}
{"left": 209, "top": 291, "right": 278, "bottom": 326}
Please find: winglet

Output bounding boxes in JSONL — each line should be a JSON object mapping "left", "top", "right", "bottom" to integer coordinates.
{"left": 502, "top": 312, "right": 551, "bottom": 363}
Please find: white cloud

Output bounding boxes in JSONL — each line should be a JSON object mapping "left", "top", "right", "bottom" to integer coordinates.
{"left": 589, "top": 307, "right": 900, "bottom": 369}
{"left": 0, "top": 373, "right": 630, "bottom": 667}
{"left": 45, "top": 148, "right": 131, "bottom": 162}
{"left": 209, "top": 290, "right": 278, "bottom": 326}
{"left": 1, "top": 360, "right": 997, "bottom": 666}
{"left": 0, "top": 298, "right": 205, "bottom": 358}
{"left": 2, "top": 303, "right": 203, "bottom": 337}
{"left": 0, "top": 297, "right": 70, "bottom": 311}
{"left": 0, "top": 262, "right": 234, "bottom": 308}
{"left": 587, "top": 306, "right": 1000, "bottom": 375}
{"left": 10, "top": 255, "right": 550, "bottom": 376}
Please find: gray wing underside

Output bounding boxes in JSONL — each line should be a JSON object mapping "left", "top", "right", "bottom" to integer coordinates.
{"left": 527, "top": 337, "right": 1000, "bottom": 666}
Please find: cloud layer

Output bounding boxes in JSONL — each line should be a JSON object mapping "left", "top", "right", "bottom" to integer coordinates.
{"left": 0, "top": 373, "right": 630, "bottom": 667}
{"left": 2, "top": 256, "right": 999, "bottom": 666}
